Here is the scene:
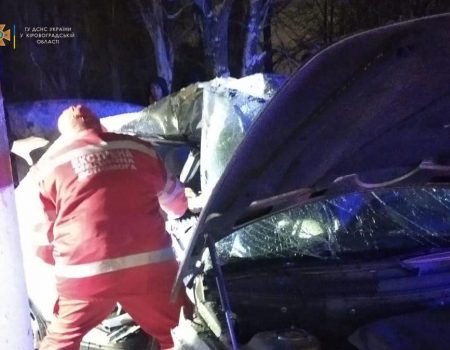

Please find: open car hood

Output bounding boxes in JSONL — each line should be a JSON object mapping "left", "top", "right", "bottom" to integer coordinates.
{"left": 176, "top": 13, "right": 450, "bottom": 288}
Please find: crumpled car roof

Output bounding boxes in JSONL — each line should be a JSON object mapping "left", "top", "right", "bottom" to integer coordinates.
{"left": 100, "top": 74, "right": 285, "bottom": 143}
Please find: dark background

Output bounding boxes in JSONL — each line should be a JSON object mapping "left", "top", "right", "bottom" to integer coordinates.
{"left": 1, "top": 0, "right": 450, "bottom": 105}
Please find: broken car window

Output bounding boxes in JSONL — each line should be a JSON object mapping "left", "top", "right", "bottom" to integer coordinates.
{"left": 216, "top": 188, "right": 450, "bottom": 263}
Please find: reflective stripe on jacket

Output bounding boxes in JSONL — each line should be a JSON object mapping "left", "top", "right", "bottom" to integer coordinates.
{"left": 35, "top": 129, "right": 187, "bottom": 298}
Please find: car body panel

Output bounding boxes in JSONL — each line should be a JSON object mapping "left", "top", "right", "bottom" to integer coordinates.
{"left": 177, "top": 13, "right": 450, "bottom": 288}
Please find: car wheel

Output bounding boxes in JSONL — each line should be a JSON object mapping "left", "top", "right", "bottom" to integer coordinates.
{"left": 29, "top": 300, "right": 47, "bottom": 350}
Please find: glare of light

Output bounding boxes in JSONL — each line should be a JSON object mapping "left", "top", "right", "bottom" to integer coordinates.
{"left": 297, "top": 219, "right": 324, "bottom": 238}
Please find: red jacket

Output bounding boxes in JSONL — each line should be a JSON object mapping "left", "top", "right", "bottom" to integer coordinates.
{"left": 33, "top": 129, "right": 187, "bottom": 299}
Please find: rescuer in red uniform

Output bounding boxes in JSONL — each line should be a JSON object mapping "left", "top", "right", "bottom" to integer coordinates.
{"left": 34, "top": 105, "right": 189, "bottom": 350}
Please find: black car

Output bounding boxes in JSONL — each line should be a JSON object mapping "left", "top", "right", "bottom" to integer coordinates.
{"left": 172, "top": 13, "right": 450, "bottom": 350}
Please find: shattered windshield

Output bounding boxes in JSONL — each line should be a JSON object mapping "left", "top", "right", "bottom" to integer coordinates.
{"left": 216, "top": 187, "right": 450, "bottom": 264}
{"left": 201, "top": 75, "right": 284, "bottom": 197}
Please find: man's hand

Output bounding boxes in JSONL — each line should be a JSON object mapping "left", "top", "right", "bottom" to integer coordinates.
{"left": 184, "top": 188, "right": 204, "bottom": 214}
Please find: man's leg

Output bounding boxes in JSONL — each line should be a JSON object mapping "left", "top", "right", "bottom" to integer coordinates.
{"left": 40, "top": 296, "right": 115, "bottom": 350}
{"left": 119, "top": 289, "right": 190, "bottom": 350}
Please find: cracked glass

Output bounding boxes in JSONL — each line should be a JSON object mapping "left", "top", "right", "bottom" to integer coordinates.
{"left": 216, "top": 188, "right": 450, "bottom": 264}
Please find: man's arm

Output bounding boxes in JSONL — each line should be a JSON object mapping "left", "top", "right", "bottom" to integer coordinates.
{"left": 28, "top": 166, "right": 56, "bottom": 265}
{"left": 157, "top": 160, "right": 188, "bottom": 219}
{"left": 34, "top": 193, "right": 56, "bottom": 265}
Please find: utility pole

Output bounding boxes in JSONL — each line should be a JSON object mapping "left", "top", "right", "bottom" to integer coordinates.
{"left": 0, "top": 82, "right": 33, "bottom": 349}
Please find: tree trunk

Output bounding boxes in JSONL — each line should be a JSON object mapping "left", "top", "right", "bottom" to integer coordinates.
{"left": 241, "top": 0, "right": 272, "bottom": 76}
{"left": 194, "top": 0, "right": 233, "bottom": 78}
{"left": 136, "top": 0, "right": 174, "bottom": 91}
{"left": 263, "top": 5, "right": 273, "bottom": 73}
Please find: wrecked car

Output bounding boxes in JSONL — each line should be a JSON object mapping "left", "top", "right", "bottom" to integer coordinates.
{"left": 170, "top": 14, "right": 450, "bottom": 350}
{"left": 11, "top": 75, "right": 283, "bottom": 349}
{"left": 12, "top": 12, "right": 450, "bottom": 350}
